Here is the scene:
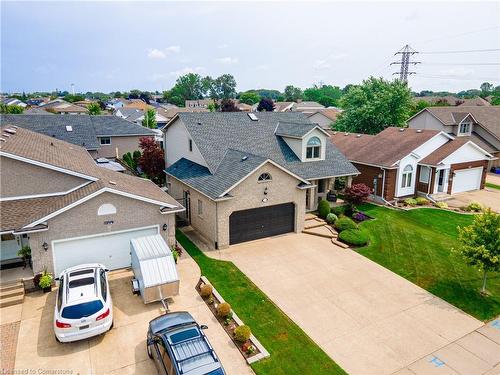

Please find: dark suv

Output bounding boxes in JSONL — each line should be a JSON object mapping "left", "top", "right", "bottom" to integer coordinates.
{"left": 147, "top": 312, "right": 226, "bottom": 375}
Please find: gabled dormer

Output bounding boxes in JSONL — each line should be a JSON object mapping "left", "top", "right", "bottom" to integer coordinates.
{"left": 274, "top": 122, "right": 329, "bottom": 162}
{"left": 453, "top": 112, "right": 476, "bottom": 137}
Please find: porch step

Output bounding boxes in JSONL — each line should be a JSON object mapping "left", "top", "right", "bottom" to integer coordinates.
{"left": 305, "top": 213, "right": 319, "bottom": 221}
{"left": 302, "top": 226, "right": 338, "bottom": 239}
{"left": 430, "top": 193, "right": 453, "bottom": 202}
{"left": 304, "top": 219, "right": 327, "bottom": 230}
{"left": 332, "top": 239, "right": 350, "bottom": 249}
{"left": 0, "top": 281, "right": 24, "bottom": 307}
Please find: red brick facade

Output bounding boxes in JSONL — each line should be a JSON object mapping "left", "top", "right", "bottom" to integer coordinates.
{"left": 351, "top": 163, "right": 398, "bottom": 201}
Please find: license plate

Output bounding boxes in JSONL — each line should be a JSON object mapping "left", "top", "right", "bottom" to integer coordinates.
{"left": 79, "top": 325, "right": 89, "bottom": 330}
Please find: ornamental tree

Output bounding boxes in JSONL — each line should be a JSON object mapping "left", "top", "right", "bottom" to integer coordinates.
{"left": 142, "top": 109, "right": 157, "bottom": 129}
{"left": 257, "top": 98, "right": 275, "bottom": 112}
{"left": 454, "top": 208, "right": 500, "bottom": 294}
{"left": 344, "top": 183, "right": 371, "bottom": 206}
{"left": 138, "top": 137, "right": 165, "bottom": 185}
{"left": 220, "top": 99, "right": 240, "bottom": 112}
{"left": 87, "top": 102, "right": 102, "bottom": 115}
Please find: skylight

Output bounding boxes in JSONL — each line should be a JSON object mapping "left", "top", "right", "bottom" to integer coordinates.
{"left": 66, "top": 125, "right": 73, "bottom": 132}
{"left": 248, "top": 113, "right": 258, "bottom": 121}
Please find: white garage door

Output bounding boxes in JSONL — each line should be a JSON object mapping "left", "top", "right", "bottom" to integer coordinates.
{"left": 53, "top": 226, "right": 158, "bottom": 276}
{"left": 451, "top": 167, "right": 483, "bottom": 194}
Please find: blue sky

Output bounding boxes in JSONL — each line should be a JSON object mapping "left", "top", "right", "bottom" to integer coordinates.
{"left": 1, "top": 1, "right": 499, "bottom": 94}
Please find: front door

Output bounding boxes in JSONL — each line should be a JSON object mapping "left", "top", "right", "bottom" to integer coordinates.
{"left": 437, "top": 169, "right": 445, "bottom": 192}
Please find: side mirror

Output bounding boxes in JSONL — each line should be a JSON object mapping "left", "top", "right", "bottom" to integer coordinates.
{"left": 200, "top": 325, "right": 208, "bottom": 330}
{"left": 147, "top": 338, "right": 155, "bottom": 346}
{"left": 54, "top": 277, "right": 60, "bottom": 281}
{"left": 104, "top": 268, "right": 110, "bottom": 272}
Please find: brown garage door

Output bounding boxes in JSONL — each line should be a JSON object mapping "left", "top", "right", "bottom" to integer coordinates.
{"left": 229, "top": 203, "right": 295, "bottom": 245}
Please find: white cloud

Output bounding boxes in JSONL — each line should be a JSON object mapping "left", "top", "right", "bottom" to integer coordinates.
{"left": 329, "top": 52, "right": 348, "bottom": 61}
{"left": 439, "top": 67, "right": 474, "bottom": 77}
{"left": 215, "top": 57, "right": 238, "bottom": 65}
{"left": 169, "top": 66, "right": 206, "bottom": 77}
{"left": 218, "top": 43, "right": 228, "bottom": 49}
{"left": 148, "top": 49, "right": 167, "bottom": 59}
{"left": 255, "top": 64, "right": 269, "bottom": 71}
{"left": 313, "top": 59, "right": 331, "bottom": 69}
{"left": 147, "top": 46, "right": 181, "bottom": 59}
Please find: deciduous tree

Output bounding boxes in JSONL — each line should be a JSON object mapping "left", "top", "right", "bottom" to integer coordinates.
{"left": 142, "top": 109, "right": 157, "bottom": 128}
{"left": 220, "top": 99, "right": 240, "bottom": 112}
{"left": 257, "top": 98, "right": 275, "bottom": 112}
{"left": 0, "top": 104, "right": 24, "bottom": 114}
{"left": 138, "top": 137, "right": 165, "bottom": 185}
{"left": 87, "top": 102, "right": 102, "bottom": 115}
{"left": 284, "top": 85, "right": 303, "bottom": 101}
{"left": 239, "top": 91, "right": 260, "bottom": 105}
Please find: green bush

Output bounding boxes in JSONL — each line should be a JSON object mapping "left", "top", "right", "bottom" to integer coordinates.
{"left": 334, "top": 217, "right": 358, "bottom": 232}
{"left": 38, "top": 272, "right": 53, "bottom": 289}
{"left": 17, "top": 245, "right": 31, "bottom": 258}
{"left": 318, "top": 200, "right": 331, "bottom": 219}
{"left": 415, "top": 197, "right": 429, "bottom": 206}
{"left": 331, "top": 205, "right": 346, "bottom": 216}
{"left": 338, "top": 229, "right": 369, "bottom": 246}
{"left": 435, "top": 201, "right": 448, "bottom": 209}
{"left": 216, "top": 302, "right": 232, "bottom": 318}
{"left": 234, "top": 325, "right": 252, "bottom": 343}
{"left": 467, "top": 201, "right": 482, "bottom": 212}
{"left": 326, "top": 213, "right": 338, "bottom": 224}
{"left": 404, "top": 198, "right": 417, "bottom": 207}
{"left": 200, "top": 284, "right": 213, "bottom": 298}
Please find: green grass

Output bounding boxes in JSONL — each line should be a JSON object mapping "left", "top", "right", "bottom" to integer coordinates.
{"left": 357, "top": 204, "right": 500, "bottom": 321}
{"left": 485, "top": 182, "right": 500, "bottom": 190}
{"left": 176, "top": 230, "right": 346, "bottom": 375}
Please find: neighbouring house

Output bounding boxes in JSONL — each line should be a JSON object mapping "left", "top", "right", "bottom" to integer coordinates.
{"left": 273, "top": 102, "right": 295, "bottom": 112}
{"left": 407, "top": 106, "right": 500, "bottom": 169}
{"left": 115, "top": 107, "right": 170, "bottom": 129}
{"left": 124, "top": 99, "right": 153, "bottom": 111}
{"left": 1, "top": 98, "right": 27, "bottom": 108}
{"left": 185, "top": 99, "right": 214, "bottom": 109}
{"left": 164, "top": 112, "right": 358, "bottom": 248}
{"left": 23, "top": 107, "right": 54, "bottom": 115}
{"left": 26, "top": 97, "right": 50, "bottom": 106}
{"left": 0, "top": 125, "right": 183, "bottom": 276}
{"left": 106, "top": 98, "right": 130, "bottom": 110}
{"left": 412, "top": 96, "right": 461, "bottom": 106}
{"left": 39, "top": 99, "right": 89, "bottom": 114}
{"left": 0, "top": 114, "right": 155, "bottom": 159}
{"left": 292, "top": 101, "right": 325, "bottom": 114}
{"left": 307, "top": 108, "right": 342, "bottom": 130}
{"left": 458, "top": 97, "right": 491, "bottom": 107}
{"left": 330, "top": 127, "right": 494, "bottom": 202}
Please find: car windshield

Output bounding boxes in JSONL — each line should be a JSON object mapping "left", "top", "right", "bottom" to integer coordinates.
{"left": 61, "top": 300, "right": 103, "bottom": 319}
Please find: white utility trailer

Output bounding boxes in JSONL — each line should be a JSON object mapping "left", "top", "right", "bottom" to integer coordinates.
{"left": 130, "top": 234, "right": 179, "bottom": 305}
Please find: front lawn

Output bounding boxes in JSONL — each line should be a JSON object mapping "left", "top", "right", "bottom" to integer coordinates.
{"left": 486, "top": 182, "right": 500, "bottom": 190}
{"left": 176, "top": 230, "right": 346, "bottom": 375}
{"left": 357, "top": 204, "right": 500, "bottom": 321}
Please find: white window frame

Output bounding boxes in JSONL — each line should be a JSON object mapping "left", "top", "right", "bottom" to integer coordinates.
{"left": 419, "top": 166, "right": 430, "bottom": 183}
{"left": 197, "top": 199, "right": 203, "bottom": 216}
{"left": 258, "top": 173, "right": 272, "bottom": 182}
{"left": 100, "top": 137, "right": 111, "bottom": 145}
{"left": 401, "top": 165, "right": 413, "bottom": 188}
{"left": 306, "top": 137, "right": 321, "bottom": 159}
{"left": 458, "top": 121, "right": 472, "bottom": 136}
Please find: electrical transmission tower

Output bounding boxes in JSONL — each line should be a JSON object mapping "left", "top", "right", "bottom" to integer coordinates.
{"left": 391, "top": 45, "right": 420, "bottom": 82}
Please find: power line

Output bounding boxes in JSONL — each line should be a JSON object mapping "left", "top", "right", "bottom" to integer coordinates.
{"left": 390, "top": 45, "right": 420, "bottom": 82}
{"left": 417, "top": 74, "right": 499, "bottom": 81}
{"left": 422, "top": 62, "right": 500, "bottom": 66}
{"left": 421, "top": 48, "right": 500, "bottom": 54}
{"left": 419, "top": 26, "right": 500, "bottom": 45}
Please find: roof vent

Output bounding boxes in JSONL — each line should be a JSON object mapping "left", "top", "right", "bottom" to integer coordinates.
{"left": 344, "top": 132, "right": 349, "bottom": 136}
{"left": 416, "top": 129, "right": 422, "bottom": 133}
{"left": 0, "top": 138, "right": 6, "bottom": 142}
{"left": 248, "top": 113, "right": 258, "bottom": 121}
{"left": 241, "top": 156, "right": 248, "bottom": 161}
{"left": 197, "top": 121, "right": 202, "bottom": 125}
{"left": 399, "top": 128, "right": 405, "bottom": 132}
{"left": 109, "top": 180, "right": 117, "bottom": 185}
{"left": 333, "top": 131, "right": 337, "bottom": 135}
{"left": 4, "top": 128, "right": 16, "bottom": 134}
{"left": 2, "top": 133, "right": 10, "bottom": 138}
{"left": 356, "top": 134, "right": 362, "bottom": 138}
{"left": 66, "top": 125, "right": 73, "bottom": 132}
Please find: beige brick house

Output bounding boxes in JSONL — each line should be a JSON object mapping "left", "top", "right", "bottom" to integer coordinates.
{"left": 164, "top": 112, "right": 358, "bottom": 249}
{"left": 0, "top": 126, "right": 183, "bottom": 277}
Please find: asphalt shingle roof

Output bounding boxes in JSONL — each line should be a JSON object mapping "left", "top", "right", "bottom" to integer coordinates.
{"left": 165, "top": 112, "right": 357, "bottom": 199}
{"left": 275, "top": 122, "right": 319, "bottom": 138}
{"left": 0, "top": 114, "right": 154, "bottom": 150}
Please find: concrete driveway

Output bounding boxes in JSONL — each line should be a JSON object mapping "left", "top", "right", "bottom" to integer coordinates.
{"left": 1, "top": 253, "right": 252, "bottom": 375}
{"left": 446, "top": 188, "right": 500, "bottom": 212}
{"left": 211, "top": 233, "right": 494, "bottom": 375}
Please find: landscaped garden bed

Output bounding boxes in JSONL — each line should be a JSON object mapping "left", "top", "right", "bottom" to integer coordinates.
{"left": 196, "top": 276, "right": 269, "bottom": 364}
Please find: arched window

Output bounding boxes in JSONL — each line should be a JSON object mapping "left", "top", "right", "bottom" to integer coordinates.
{"left": 98, "top": 203, "right": 117, "bottom": 216}
{"left": 258, "top": 173, "right": 272, "bottom": 182}
{"left": 401, "top": 165, "right": 413, "bottom": 188}
{"left": 306, "top": 137, "right": 321, "bottom": 159}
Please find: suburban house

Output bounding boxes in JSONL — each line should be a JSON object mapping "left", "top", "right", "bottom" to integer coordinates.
{"left": 407, "top": 106, "right": 500, "bottom": 168}
{"left": 115, "top": 107, "right": 170, "bottom": 128}
{"left": 1, "top": 98, "right": 27, "bottom": 108}
{"left": 124, "top": 99, "right": 153, "bottom": 111}
{"left": 330, "top": 127, "right": 494, "bottom": 202}
{"left": 39, "top": 99, "right": 89, "bottom": 114}
{"left": 185, "top": 99, "right": 214, "bottom": 109}
{"left": 458, "top": 97, "right": 491, "bottom": 107}
{"left": 163, "top": 112, "right": 358, "bottom": 248}
{"left": 105, "top": 98, "right": 130, "bottom": 110}
{"left": 0, "top": 114, "right": 155, "bottom": 159}
{"left": 307, "top": 108, "right": 342, "bottom": 130}
{"left": 292, "top": 101, "right": 325, "bottom": 114}
{"left": 273, "top": 102, "right": 295, "bottom": 112}
{"left": 0, "top": 125, "right": 183, "bottom": 276}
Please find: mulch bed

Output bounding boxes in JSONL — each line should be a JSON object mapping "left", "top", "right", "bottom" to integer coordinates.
{"left": 196, "top": 279, "right": 260, "bottom": 360}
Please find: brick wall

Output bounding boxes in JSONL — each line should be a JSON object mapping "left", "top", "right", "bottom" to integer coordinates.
{"left": 351, "top": 163, "right": 397, "bottom": 201}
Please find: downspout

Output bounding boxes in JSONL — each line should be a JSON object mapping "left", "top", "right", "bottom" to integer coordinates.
{"left": 215, "top": 201, "right": 219, "bottom": 250}
{"left": 379, "top": 167, "right": 397, "bottom": 207}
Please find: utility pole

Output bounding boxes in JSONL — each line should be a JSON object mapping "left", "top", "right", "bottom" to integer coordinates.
{"left": 71, "top": 83, "right": 75, "bottom": 96}
{"left": 390, "top": 45, "right": 420, "bottom": 82}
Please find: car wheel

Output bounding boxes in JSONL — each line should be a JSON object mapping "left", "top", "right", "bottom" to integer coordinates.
{"left": 110, "top": 321, "right": 114, "bottom": 330}
{"left": 55, "top": 334, "right": 61, "bottom": 343}
{"left": 147, "top": 343, "right": 153, "bottom": 359}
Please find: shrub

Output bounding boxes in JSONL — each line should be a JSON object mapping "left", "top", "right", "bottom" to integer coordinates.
{"left": 352, "top": 211, "right": 370, "bottom": 222}
{"left": 318, "top": 200, "right": 331, "bottom": 219}
{"left": 344, "top": 204, "right": 355, "bottom": 217}
{"left": 242, "top": 342, "right": 256, "bottom": 355}
{"left": 415, "top": 197, "right": 429, "bottom": 206}
{"left": 38, "top": 272, "right": 53, "bottom": 289}
{"left": 435, "top": 201, "right": 448, "bottom": 209}
{"left": 234, "top": 325, "right": 251, "bottom": 343}
{"left": 17, "top": 245, "right": 31, "bottom": 259}
{"left": 326, "top": 213, "right": 338, "bottom": 224}
{"left": 344, "top": 183, "right": 371, "bottom": 205}
{"left": 338, "top": 229, "right": 369, "bottom": 246}
{"left": 404, "top": 198, "right": 417, "bottom": 207}
{"left": 200, "top": 284, "right": 213, "bottom": 298}
{"left": 334, "top": 217, "right": 358, "bottom": 232}
{"left": 216, "top": 302, "right": 232, "bottom": 318}
{"left": 331, "top": 205, "right": 346, "bottom": 216}
{"left": 33, "top": 273, "right": 43, "bottom": 288}
{"left": 467, "top": 201, "right": 482, "bottom": 212}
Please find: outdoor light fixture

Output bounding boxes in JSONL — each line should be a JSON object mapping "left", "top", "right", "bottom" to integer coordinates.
{"left": 262, "top": 198, "right": 268, "bottom": 203}
{"left": 42, "top": 242, "right": 48, "bottom": 251}
{"left": 162, "top": 224, "right": 168, "bottom": 231}
{"left": 264, "top": 187, "right": 268, "bottom": 195}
